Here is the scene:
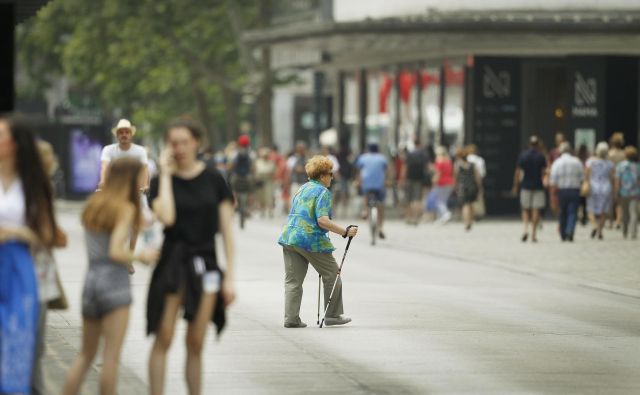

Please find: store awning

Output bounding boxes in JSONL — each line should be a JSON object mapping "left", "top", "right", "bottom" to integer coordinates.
{"left": 244, "top": 10, "right": 640, "bottom": 70}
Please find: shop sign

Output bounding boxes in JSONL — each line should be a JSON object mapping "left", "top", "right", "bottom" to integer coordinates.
{"left": 482, "top": 66, "right": 511, "bottom": 99}
{"left": 572, "top": 72, "right": 598, "bottom": 117}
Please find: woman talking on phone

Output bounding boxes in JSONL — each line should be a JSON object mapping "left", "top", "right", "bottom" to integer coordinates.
{"left": 147, "top": 119, "right": 236, "bottom": 395}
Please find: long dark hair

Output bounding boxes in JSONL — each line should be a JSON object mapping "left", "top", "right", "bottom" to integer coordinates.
{"left": 1, "top": 114, "right": 57, "bottom": 247}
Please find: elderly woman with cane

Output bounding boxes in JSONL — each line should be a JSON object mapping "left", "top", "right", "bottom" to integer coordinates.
{"left": 278, "top": 155, "right": 358, "bottom": 328}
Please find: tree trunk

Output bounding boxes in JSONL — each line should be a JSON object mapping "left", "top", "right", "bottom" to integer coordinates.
{"left": 257, "top": 0, "right": 273, "bottom": 147}
{"left": 257, "top": 45, "right": 273, "bottom": 148}
{"left": 191, "top": 79, "right": 215, "bottom": 149}
{"left": 222, "top": 85, "right": 239, "bottom": 145}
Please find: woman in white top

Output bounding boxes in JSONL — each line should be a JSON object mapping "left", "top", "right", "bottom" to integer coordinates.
{"left": 0, "top": 114, "right": 57, "bottom": 394}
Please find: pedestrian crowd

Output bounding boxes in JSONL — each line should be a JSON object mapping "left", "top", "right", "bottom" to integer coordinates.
{"left": 2, "top": 112, "right": 639, "bottom": 395}
{"left": 0, "top": 116, "right": 236, "bottom": 395}
{"left": 514, "top": 132, "right": 640, "bottom": 243}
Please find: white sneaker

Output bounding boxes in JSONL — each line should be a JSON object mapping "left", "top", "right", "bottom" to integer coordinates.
{"left": 324, "top": 315, "right": 352, "bottom": 326}
{"left": 437, "top": 212, "right": 451, "bottom": 224}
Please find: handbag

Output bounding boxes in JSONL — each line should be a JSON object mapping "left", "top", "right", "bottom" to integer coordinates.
{"left": 580, "top": 180, "right": 590, "bottom": 197}
{"left": 47, "top": 227, "right": 69, "bottom": 310}
{"left": 47, "top": 270, "right": 68, "bottom": 310}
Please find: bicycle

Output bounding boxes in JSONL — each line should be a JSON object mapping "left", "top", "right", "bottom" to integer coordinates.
{"left": 237, "top": 191, "right": 248, "bottom": 229}
{"left": 232, "top": 175, "right": 252, "bottom": 230}
{"left": 367, "top": 191, "right": 380, "bottom": 245}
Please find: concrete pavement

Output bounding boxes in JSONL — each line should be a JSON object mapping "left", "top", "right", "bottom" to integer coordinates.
{"left": 42, "top": 202, "right": 640, "bottom": 394}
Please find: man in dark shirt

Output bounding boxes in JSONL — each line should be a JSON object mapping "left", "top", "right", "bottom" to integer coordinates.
{"left": 402, "top": 141, "right": 431, "bottom": 224}
{"left": 513, "top": 135, "right": 547, "bottom": 242}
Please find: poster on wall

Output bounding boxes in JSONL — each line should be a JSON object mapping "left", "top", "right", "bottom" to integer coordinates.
{"left": 70, "top": 129, "right": 102, "bottom": 193}
{"left": 574, "top": 128, "right": 596, "bottom": 154}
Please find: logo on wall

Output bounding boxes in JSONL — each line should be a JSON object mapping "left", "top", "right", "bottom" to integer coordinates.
{"left": 482, "top": 67, "right": 511, "bottom": 98}
{"left": 572, "top": 72, "right": 598, "bottom": 117}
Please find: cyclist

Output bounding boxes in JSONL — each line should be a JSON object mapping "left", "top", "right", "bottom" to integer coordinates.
{"left": 229, "top": 134, "right": 254, "bottom": 224}
{"left": 355, "top": 143, "right": 388, "bottom": 239}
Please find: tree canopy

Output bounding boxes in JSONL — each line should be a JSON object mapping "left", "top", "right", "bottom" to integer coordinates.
{"left": 17, "top": 0, "right": 270, "bottom": 148}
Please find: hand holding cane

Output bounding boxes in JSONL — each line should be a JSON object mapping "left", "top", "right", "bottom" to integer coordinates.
{"left": 320, "top": 225, "right": 357, "bottom": 328}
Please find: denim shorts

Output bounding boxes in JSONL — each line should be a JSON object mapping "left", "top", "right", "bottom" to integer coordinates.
{"left": 82, "top": 261, "right": 131, "bottom": 319}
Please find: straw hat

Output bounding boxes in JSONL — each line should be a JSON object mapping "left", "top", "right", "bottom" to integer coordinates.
{"left": 111, "top": 119, "right": 137, "bottom": 135}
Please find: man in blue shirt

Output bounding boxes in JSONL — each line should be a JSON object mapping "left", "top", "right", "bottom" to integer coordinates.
{"left": 356, "top": 143, "right": 388, "bottom": 238}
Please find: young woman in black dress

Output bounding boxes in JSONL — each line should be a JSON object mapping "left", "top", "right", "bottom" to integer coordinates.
{"left": 147, "top": 119, "right": 236, "bottom": 395}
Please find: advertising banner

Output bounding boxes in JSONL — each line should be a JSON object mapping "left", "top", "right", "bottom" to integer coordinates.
{"left": 69, "top": 128, "right": 102, "bottom": 193}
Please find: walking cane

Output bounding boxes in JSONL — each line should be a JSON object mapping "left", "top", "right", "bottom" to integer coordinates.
{"left": 320, "top": 226, "right": 356, "bottom": 328}
{"left": 316, "top": 274, "right": 321, "bottom": 325}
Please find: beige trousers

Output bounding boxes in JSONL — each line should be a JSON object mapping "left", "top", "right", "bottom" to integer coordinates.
{"left": 282, "top": 245, "right": 344, "bottom": 325}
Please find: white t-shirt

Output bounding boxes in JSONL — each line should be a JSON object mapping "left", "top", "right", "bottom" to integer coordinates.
{"left": 101, "top": 143, "right": 148, "bottom": 165}
{"left": 0, "top": 179, "right": 26, "bottom": 227}
{"left": 467, "top": 154, "right": 486, "bottom": 179}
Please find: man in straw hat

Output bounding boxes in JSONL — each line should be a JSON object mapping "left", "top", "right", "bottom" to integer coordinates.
{"left": 98, "top": 119, "right": 150, "bottom": 275}
{"left": 98, "top": 118, "right": 149, "bottom": 190}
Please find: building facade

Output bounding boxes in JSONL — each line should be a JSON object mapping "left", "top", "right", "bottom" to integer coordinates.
{"left": 246, "top": 0, "right": 640, "bottom": 213}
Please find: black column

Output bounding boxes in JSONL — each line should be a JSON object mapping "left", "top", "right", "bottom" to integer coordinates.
{"left": 438, "top": 64, "right": 446, "bottom": 147}
{"left": 415, "top": 68, "right": 423, "bottom": 145}
{"left": 358, "top": 69, "right": 367, "bottom": 152}
{"left": 336, "top": 71, "right": 347, "bottom": 152}
{"left": 312, "top": 71, "right": 325, "bottom": 149}
{"left": 394, "top": 68, "right": 401, "bottom": 150}
{"left": 0, "top": 4, "right": 14, "bottom": 113}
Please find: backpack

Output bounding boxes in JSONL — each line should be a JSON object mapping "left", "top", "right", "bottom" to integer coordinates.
{"left": 233, "top": 152, "right": 251, "bottom": 177}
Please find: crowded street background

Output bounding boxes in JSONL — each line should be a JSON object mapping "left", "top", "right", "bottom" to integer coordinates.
{"left": 1, "top": 1, "right": 640, "bottom": 395}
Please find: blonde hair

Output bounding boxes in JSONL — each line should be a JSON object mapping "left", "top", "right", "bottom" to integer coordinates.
{"left": 305, "top": 155, "right": 333, "bottom": 180}
{"left": 435, "top": 146, "right": 448, "bottom": 157}
{"left": 595, "top": 142, "right": 609, "bottom": 159}
{"left": 36, "top": 139, "right": 59, "bottom": 177}
{"left": 82, "top": 158, "right": 143, "bottom": 233}
{"left": 624, "top": 146, "right": 638, "bottom": 161}
{"left": 610, "top": 132, "right": 624, "bottom": 148}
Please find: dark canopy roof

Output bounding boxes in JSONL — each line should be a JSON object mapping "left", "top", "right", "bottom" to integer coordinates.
{"left": 0, "top": 0, "right": 51, "bottom": 25}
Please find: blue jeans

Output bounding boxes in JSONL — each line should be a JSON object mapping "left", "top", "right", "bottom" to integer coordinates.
{"left": 433, "top": 185, "right": 453, "bottom": 218}
{"left": 558, "top": 188, "right": 580, "bottom": 239}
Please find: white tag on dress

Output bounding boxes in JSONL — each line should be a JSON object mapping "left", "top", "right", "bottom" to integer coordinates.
{"left": 203, "top": 271, "right": 220, "bottom": 294}
{"left": 193, "top": 256, "right": 206, "bottom": 275}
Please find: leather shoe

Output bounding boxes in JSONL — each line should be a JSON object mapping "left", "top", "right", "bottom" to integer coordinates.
{"left": 324, "top": 315, "right": 352, "bottom": 326}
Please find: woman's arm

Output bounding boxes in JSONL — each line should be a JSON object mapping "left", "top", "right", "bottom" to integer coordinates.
{"left": 152, "top": 149, "right": 176, "bottom": 226}
{"left": 218, "top": 200, "right": 236, "bottom": 306}
{"left": 317, "top": 216, "right": 358, "bottom": 238}
{"left": 109, "top": 204, "right": 158, "bottom": 265}
{"left": 0, "top": 225, "right": 39, "bottom": 247}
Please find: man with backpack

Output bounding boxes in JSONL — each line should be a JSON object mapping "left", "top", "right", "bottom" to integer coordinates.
{"left": 230, "top": 134, "right": 255, "bottom": 210}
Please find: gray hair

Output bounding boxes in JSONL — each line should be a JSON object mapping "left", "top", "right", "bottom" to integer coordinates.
{"left": 559, "top": 142, "right": 572, "bottom": 154}
{"left": 595, "top": 142, "right": 609, "bottom": 159}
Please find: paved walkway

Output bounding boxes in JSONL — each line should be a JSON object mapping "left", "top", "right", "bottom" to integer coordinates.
{"left": 40, "top": 201, "right": 639, "bottom": 394}
{"left": 378, "top": 217, "right": 640, "bottom": 298}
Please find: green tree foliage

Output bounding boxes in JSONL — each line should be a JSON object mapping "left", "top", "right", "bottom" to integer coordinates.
{"left": 18, "top": 0, "right": 263, "bottom": 147}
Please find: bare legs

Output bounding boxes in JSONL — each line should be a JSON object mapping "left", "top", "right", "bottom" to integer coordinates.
{"left": 521, "top": 208, "right": 540, "bottom": 242}
{"left": 149, "top": 291, "right": 216, "bottom": 395}
{"left": 185, "top": 293, "right": 216, "bottom": 395}
{"left": 462, "top": 203, "right": 474, "bottom": 230}
{"left": 61, "top": 307, "right": 129, "bottom": 395}
{"left": 149, "top": 293, "right": 181, "bottom": 395}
